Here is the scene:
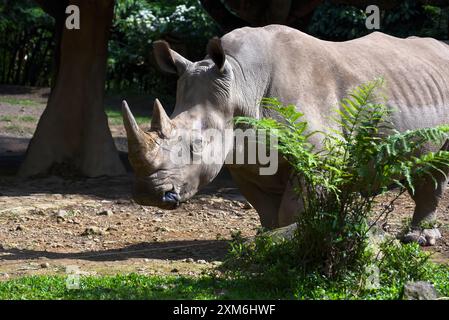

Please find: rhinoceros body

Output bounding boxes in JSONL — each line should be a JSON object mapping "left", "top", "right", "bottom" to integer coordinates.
{"left": 122, "top": 25, "right": 449, "bottom": 246}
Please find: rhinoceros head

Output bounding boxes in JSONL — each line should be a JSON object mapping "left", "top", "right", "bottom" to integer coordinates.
{"left": 122, "top": 38, "right": 236, "bottom": 209}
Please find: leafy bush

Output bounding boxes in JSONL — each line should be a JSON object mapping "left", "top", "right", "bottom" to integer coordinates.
{"left": 0, "top": 0, "right": 55, "bottom": 86}
{"left": 225, "top": 230, "right": 449, "bottom": 299}
{"left": 107, "top": 0, "right": 220, "bottom": 94}
{"left": 308, "top": 0, "right": 448, "bottom": 41}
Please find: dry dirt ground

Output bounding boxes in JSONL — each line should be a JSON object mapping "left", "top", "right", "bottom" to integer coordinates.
{"left": 0, "top": 85, "right": 448, "bottom": 281}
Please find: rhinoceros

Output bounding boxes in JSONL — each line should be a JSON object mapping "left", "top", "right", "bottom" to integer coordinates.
{"left": 122, "top": 25, "right": 449, "bottom": 246}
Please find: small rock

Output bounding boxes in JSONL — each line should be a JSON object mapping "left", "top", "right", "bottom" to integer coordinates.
{"left": 81, "top": 226, "right": 106, "bottom": 236}
{"left": 98, "top": 210, "right": 113, "bottom": 217}
{"left": 183, "top": 258, "right": 195, "bottom": 263}
{"left": 16, "top": 225, "right": 25, "bottom": 231}
{"left": 56, "top": 210, "right": 68, "bottom": 222}
{"left": 32, "top": 209, "right": 46, "bottom": 216}
{"left": 155, "top": 226, "right": 170, "bottom": 232}
{"left": 232, "top": 210, "right": 243, "bottom": 217}
{"left": 171, "top": 268, "right": 179, "bottom": 273}
{"left": 242, "top": 201, "right": 253, "bottom": 210}
{"left": 403, "top": 281, "right": 440, "bottom": 300}
{"left": 197, "top": 259, "right": 208, "bottom": 264}
{"left": 40, "top": 262, "right": 50, "bottom": 269}
{"left": 57, "top": 209, "right": 67, "bottom": 217}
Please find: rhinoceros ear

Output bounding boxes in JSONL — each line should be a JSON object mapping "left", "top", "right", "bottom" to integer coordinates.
{"left": 207, "top": 37, "right": 226, "bottom": 73}
{"left": 153, "top": 40, "right": 191, "bottom": 76}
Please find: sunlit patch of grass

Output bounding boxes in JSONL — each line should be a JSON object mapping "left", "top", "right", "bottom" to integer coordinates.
{"left": 18, "top": 115, "right": 36, "bottom": 122}
{"left": 0, "top": 274, "right": 285, "bottom": 300}
{"left": 0, "top": 97, "right": 42, "bottom": 107}
{"left": 4, "top": 124, "right": 22, "bottom": 133}
{"left": 0, "top": 115, "right": 13, "bottom": 122}
{"left": 106, "top": 108, "right": 150, "bottom": 126}
{"left": 0, "top": 261, "right": 448, "bottom": 300}
{"left": 0, "top": 115, "right": 36, "bottom": 124}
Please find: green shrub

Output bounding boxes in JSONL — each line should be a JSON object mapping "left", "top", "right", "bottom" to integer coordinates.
{"left": 308, "top": 0, "right": 448, "bottom": 41}
{"left": 107, "top": 0, "right": 219, "bottom": 94}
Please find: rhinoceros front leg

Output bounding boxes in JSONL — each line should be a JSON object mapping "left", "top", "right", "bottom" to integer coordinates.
{"left": 228, "top": 169, "right": 283, "bottom": 229}
{"left": 403, "top": 170, "right": 447, "bottom": 246}
{"left": 277, "top": 178, "right": 302, "bottom": 227}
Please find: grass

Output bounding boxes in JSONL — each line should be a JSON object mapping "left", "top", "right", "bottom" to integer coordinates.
{"left": 106, "top": 108, "right": 150, "bottom": 125}
{"left": 0, "top": 97, "right": 42, "bottom": 107}
{"left": 0, "top": 107, "right": 147, "bottom": 127}
{"left": 0, "top": 274, "right": 287, "bottom": 300}
{"left": 0, "top": 115, "right": 36, "bottom": 122}
{"left": 4, "top": 124, "right": 23, "bottom": 133}
{"left": 19, "top": 115, "right": 36, "bottom": 122}
{"left": 0, "top": 115, "right": 13, "bottom": 122}
{"left": 0, "top": 260, "right": 448, "bottom": 300}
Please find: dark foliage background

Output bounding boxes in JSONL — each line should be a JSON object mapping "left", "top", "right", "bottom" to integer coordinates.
{"left": 0, "top": 0, "right": 448, "bottom": 96}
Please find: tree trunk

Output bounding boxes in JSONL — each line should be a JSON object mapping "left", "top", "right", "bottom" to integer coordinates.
{"left": 20, "top": 0, "right": 125, "bottom": 177}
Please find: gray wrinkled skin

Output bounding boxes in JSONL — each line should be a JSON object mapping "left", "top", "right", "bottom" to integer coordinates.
{"left": 123, "top": 25, "right": 449, "bottom": 245}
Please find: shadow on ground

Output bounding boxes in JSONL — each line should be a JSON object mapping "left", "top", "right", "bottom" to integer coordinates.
{"left": 0, "top": 135, "right": 241, "bottom": 200}
{"left": 0, "top": 240, "right": 230, "bottom": 262}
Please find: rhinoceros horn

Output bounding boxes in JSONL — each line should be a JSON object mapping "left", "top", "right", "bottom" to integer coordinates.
{"left": 151, "top": 99, "right": 173, "bottom": 138}
{"left": 122, "top": 100, "right": 158, "bottom": 173}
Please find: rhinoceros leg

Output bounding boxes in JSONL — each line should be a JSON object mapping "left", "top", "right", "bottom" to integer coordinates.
{"left": 278, "top": 179, "right": 302, "bottom": 227}
{"left": 228, "top": 170, "right": 283, "bottom": 229}
{"left": 403, "top": 158, "right": 448, "bottom": 246}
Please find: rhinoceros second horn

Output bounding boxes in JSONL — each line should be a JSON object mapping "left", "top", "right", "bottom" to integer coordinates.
{"left": 151, "top": 99, "right": 173, "bottom": 138}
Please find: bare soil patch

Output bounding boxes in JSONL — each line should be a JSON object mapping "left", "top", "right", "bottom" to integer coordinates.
{"left": 0, "top": 174, "right": 259, "bottom": 279}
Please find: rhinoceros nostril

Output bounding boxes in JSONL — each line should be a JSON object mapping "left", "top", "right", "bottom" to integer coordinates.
{"left": 162, "top": 191, "right": 180, "bottom": 204}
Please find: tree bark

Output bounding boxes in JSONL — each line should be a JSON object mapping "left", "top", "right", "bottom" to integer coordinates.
{"left": 20, "top": 0, "right": 125, "bottom": 177}
{"left": 199, "top": 0, "right": 248, "bottom": 33}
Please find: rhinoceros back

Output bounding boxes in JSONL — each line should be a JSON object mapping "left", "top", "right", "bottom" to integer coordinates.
{"left": 221, "top": 25, "right": 449, "bottom": 133}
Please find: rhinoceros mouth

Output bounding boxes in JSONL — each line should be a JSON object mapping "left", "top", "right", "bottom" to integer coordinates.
{"left": 162, "top": 190, "right": 181, "bottom": 204}
{"left": 132, "top": 191, "right": 181, "bottom": 210}
{"left": 131, "top": 175, "right": 180, "bottom": 209}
